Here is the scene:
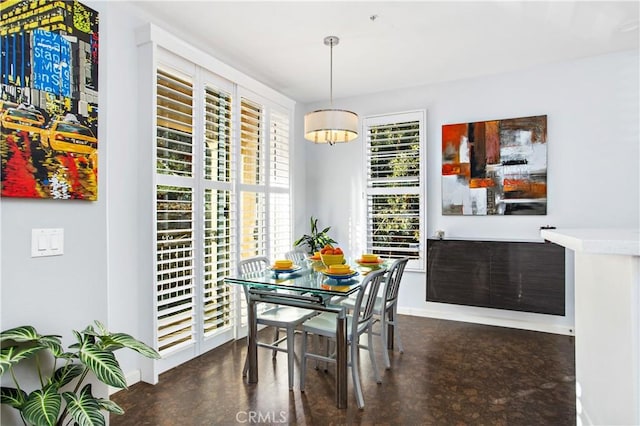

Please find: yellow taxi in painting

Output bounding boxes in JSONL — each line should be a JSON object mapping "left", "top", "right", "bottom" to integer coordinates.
{"left": 0, "top": 100, "right": 19, "bottom": 113}
{"left": 42, "top": 119, "right": 97, "bottom": 155}
{"left": 0, "top": 107, "right": 45, "bottom": 134}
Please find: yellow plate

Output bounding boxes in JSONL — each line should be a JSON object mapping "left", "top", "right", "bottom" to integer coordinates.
{"left": 269, "top": 265, "right": 301, "bottom": 273}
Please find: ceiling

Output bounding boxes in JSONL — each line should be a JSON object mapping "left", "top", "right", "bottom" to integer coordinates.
{"left": 131, "top": 1, "right": 639, "bottom": 104}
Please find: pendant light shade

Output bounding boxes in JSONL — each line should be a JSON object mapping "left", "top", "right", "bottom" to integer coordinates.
{"left": 304, "top": 109, "right": 358, "bottom": 144}
{"left": 304, "top": 36, "right": 358, "bottom": 145}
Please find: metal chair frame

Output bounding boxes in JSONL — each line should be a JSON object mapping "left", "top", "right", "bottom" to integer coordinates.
{"left": 237, "top": 256, "right": 316, "bottom": 390}
{"left": 339, "top": 257, "right": 409, "bottom": 370}
{"left": 299, "top": 269, "right": 386, "bottom": 408}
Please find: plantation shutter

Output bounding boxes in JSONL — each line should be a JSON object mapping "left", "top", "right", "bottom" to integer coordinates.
{"left": 239, "top": 98, "right": 267, "bottom": 260}
{"left": 156, "top": 69, "right": 196, "bottom": 354}
{"left": 142, "top": 33, "right": 294, "bottom": 379}
{"left": 202, "top": 83, "right": 235, "bottom": 338}
{"left": 235, "top": 99, "right": 292, "bottom": 330}
{"left": 269, "top": 108, "right": 291, "bottom": 259}
{"left": 364, "top": 111, "right": 426, "bottom": 271}
{"left": 240, "top": 99, "right": 264, "bottom": 186}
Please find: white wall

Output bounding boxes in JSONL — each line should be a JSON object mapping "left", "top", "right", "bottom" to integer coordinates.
{"left": 298, "top": 49, "right": 639, "bottom": 334}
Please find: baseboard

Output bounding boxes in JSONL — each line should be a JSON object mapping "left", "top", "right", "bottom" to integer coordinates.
{"left": 398, "top": 306, "right": 575, "bottom": 336}
{"left": 108, "top": 370, "right": 142, "bottom": 395}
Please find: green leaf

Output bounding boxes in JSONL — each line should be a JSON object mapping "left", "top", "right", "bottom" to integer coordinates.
{"left": 58, "top": 351, "right": 78, "bottom": 360}
{"left": 92, "top": 321, "right": 109, "bottom": 336}
{"left": 52, "top": 364, "right": 84, "bottom": 388}
{"left": 62, "top": 385, "right": 105, "bottom": 426}
{"left": 0, "top": 326, "right": 40, "bottom": 343}
{"left": 97, "top": 398, "right": 124, "bottom": 415}
{"left": 1, "top": 386, "right": 28, "bottom": 408}
{"left": 0, "top": 345, "right": 45, "bottom": 376}
{"left": 78, "top": 343, "right": 126, "bottom": 388}
{"left": 80, "top": 324, "right": 99, "bottom": 337}
{"left": 23, "top": 387, "right": 61, "bottom": 426}
{"left": 98, "top": 334, "right": 160, "bottom": 359}
{"left": 38, "top": 336, "right": 63, "bottom": 358}
{"left": 73, "top": 329, "right": 95, "bottom": 346}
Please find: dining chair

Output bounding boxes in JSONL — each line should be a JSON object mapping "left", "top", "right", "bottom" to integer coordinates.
{"left": 285, "top": 248, "right": 308, "bottom": 265}
{"left": 237, "top": 256, "right": 316, "bottom": 390}
{"left": 299, "top": 268, "right": 386, "bottom": 409}
{"left": 375, "top": 257, "right": 409, "bottom": 369}
{"left": 341, "top": 257, "right": 410, "bottom": 369}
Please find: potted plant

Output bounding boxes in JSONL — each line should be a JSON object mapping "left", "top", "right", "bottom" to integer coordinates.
{"left": 294, "top": 216, "right": 337, "bottom": 254}
{"left": 0, "top": 320, "right": 160, "bottom": 426}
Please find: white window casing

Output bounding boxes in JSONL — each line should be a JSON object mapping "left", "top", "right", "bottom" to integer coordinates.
{"left": 363, "top": 110, "right": 426, "bottom": 271}
{"left": 137, "top": 24, "right": 294, "bottom": 380}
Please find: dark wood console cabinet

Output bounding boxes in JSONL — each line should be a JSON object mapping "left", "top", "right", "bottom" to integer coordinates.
{"left": 426, "top": 239, "right": 565, "bottom": 316}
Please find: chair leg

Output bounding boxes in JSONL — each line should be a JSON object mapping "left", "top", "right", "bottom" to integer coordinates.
{"left": 272, "top": 327, "right": 280, "bottom": 359}
{"left": 324, "top": 336, "right": 331, "bottom": 371}
{"left": 286, "top": 327, "right": 295, "bottom": 390}
{"left": 242, "top": 353, "right": 248, "bottom": 377}
{"left": 392, "top": 307, "right": 404, "bottom": 354}
{"left": 368, "top": 327, "right": 382, "bottom": 384}
{"left": 351, "top": 338, "right": 365, "bottom": 409}
{"left": 243, "top": 334, "right": 250, "bottom": 377}
{"left": 380, "top": 314, "right": 391, "bottom": 370}
{"left": 313, "top": 334, "right": 320, "bottom": 370}
{"left": 300, "top": 330, "right": 308, "bottom": 392}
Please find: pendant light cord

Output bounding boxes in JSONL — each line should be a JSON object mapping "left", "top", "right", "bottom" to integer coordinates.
{"left": 329, "top": 38, "right": 334, "bottom": 107}
{"left": 324, "top": 35, "right": 339, "bottom": 108}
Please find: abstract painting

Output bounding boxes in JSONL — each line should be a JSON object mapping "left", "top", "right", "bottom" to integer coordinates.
{"left": 1, "top": 0, "right": 99, "bottom": 200}
{"left": 442, "top": 115, "right": 547, "bottom": 215}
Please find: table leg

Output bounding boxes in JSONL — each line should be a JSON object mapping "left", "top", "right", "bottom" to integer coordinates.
{"left": 336, "top": 308, "right": 348, "bottom": 408}
{"left": 247, "top": 295, "right": 258, "bottom": 383}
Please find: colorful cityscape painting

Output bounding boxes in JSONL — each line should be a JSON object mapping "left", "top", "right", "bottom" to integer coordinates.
{"left": 442, "top": 115, "right": 547, "bottom": 215}
{"left": 1, "top": 0, "right": 99, "bottom": 200}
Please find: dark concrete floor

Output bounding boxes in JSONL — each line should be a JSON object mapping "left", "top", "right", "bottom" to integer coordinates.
{"left": 111, "top": 315, "right": 575, "bottom": 425}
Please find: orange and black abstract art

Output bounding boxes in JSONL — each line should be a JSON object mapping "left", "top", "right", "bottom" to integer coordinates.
{"left": 442, "top": 115, "right": 547, "bottom": 215}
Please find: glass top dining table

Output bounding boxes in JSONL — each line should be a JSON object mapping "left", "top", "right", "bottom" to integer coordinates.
{"left": 225, "top": 259, "right": 388, "bottom": 409}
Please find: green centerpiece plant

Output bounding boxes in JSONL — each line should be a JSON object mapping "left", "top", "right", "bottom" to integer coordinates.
{"left": 294, "top": 216, "right": 337, "bottom": 254}
{"left": 0, "top": 320, "right": 160, "bottom": 426}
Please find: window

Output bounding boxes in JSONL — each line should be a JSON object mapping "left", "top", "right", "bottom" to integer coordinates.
{"left": 202, "top": 83, "right": 235, "bottom": 339}
{"left": 235, "top": 95, "right": 291, "bottom": 331}
{"left": 363, "top": 111, "right": 426, "bottom": 271}
{"left": 152, "top": 62, "right": 292, "bottom": 369}
{"left": 137, "top": 25, "right": 295, "bottom": 381}
{"left": 155, "top": 69, "right": 196, "bottom": 354}
{"left": 237, "top": 97, "right": 292, "bottom": 260}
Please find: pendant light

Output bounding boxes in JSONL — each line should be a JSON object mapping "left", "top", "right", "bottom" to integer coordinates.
{"left": 304, "top": 36, "right": 358, "bottom": 145}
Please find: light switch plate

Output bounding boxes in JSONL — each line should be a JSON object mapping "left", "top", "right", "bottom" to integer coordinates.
{"left": 31, "top": 229, "right": 64, "bottom": 257}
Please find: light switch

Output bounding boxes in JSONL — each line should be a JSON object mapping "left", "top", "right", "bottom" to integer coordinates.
{"left": 31, "top": 229, "right": 64, "bottom": 257}
{"left": 38, "top": 234, "right": 48, "bottom": 250}
{"left": 50, "top": 235, "right": 59, "bottom": 250}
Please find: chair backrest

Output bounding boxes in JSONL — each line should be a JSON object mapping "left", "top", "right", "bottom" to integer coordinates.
{"left": 352, "top": 269, "right": 386, "bottom": 336}
{"left": 284, "top": 249, "right": 307, "bottom": 265}
{"left": 383, "top": 257, "right": 409, "bottom": 308}
{"left": 237, "top": 256, "right": 269, "bottom": 275}
{"left": 237, "top": 256, "right": 269, "bottom": 302}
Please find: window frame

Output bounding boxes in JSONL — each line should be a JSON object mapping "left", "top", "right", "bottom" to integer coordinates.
{"left": 137, "top": 25, "right": 296, "bottom": 380}
{"left": 362, "top": 110, "right": 427, "bottom": 272}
